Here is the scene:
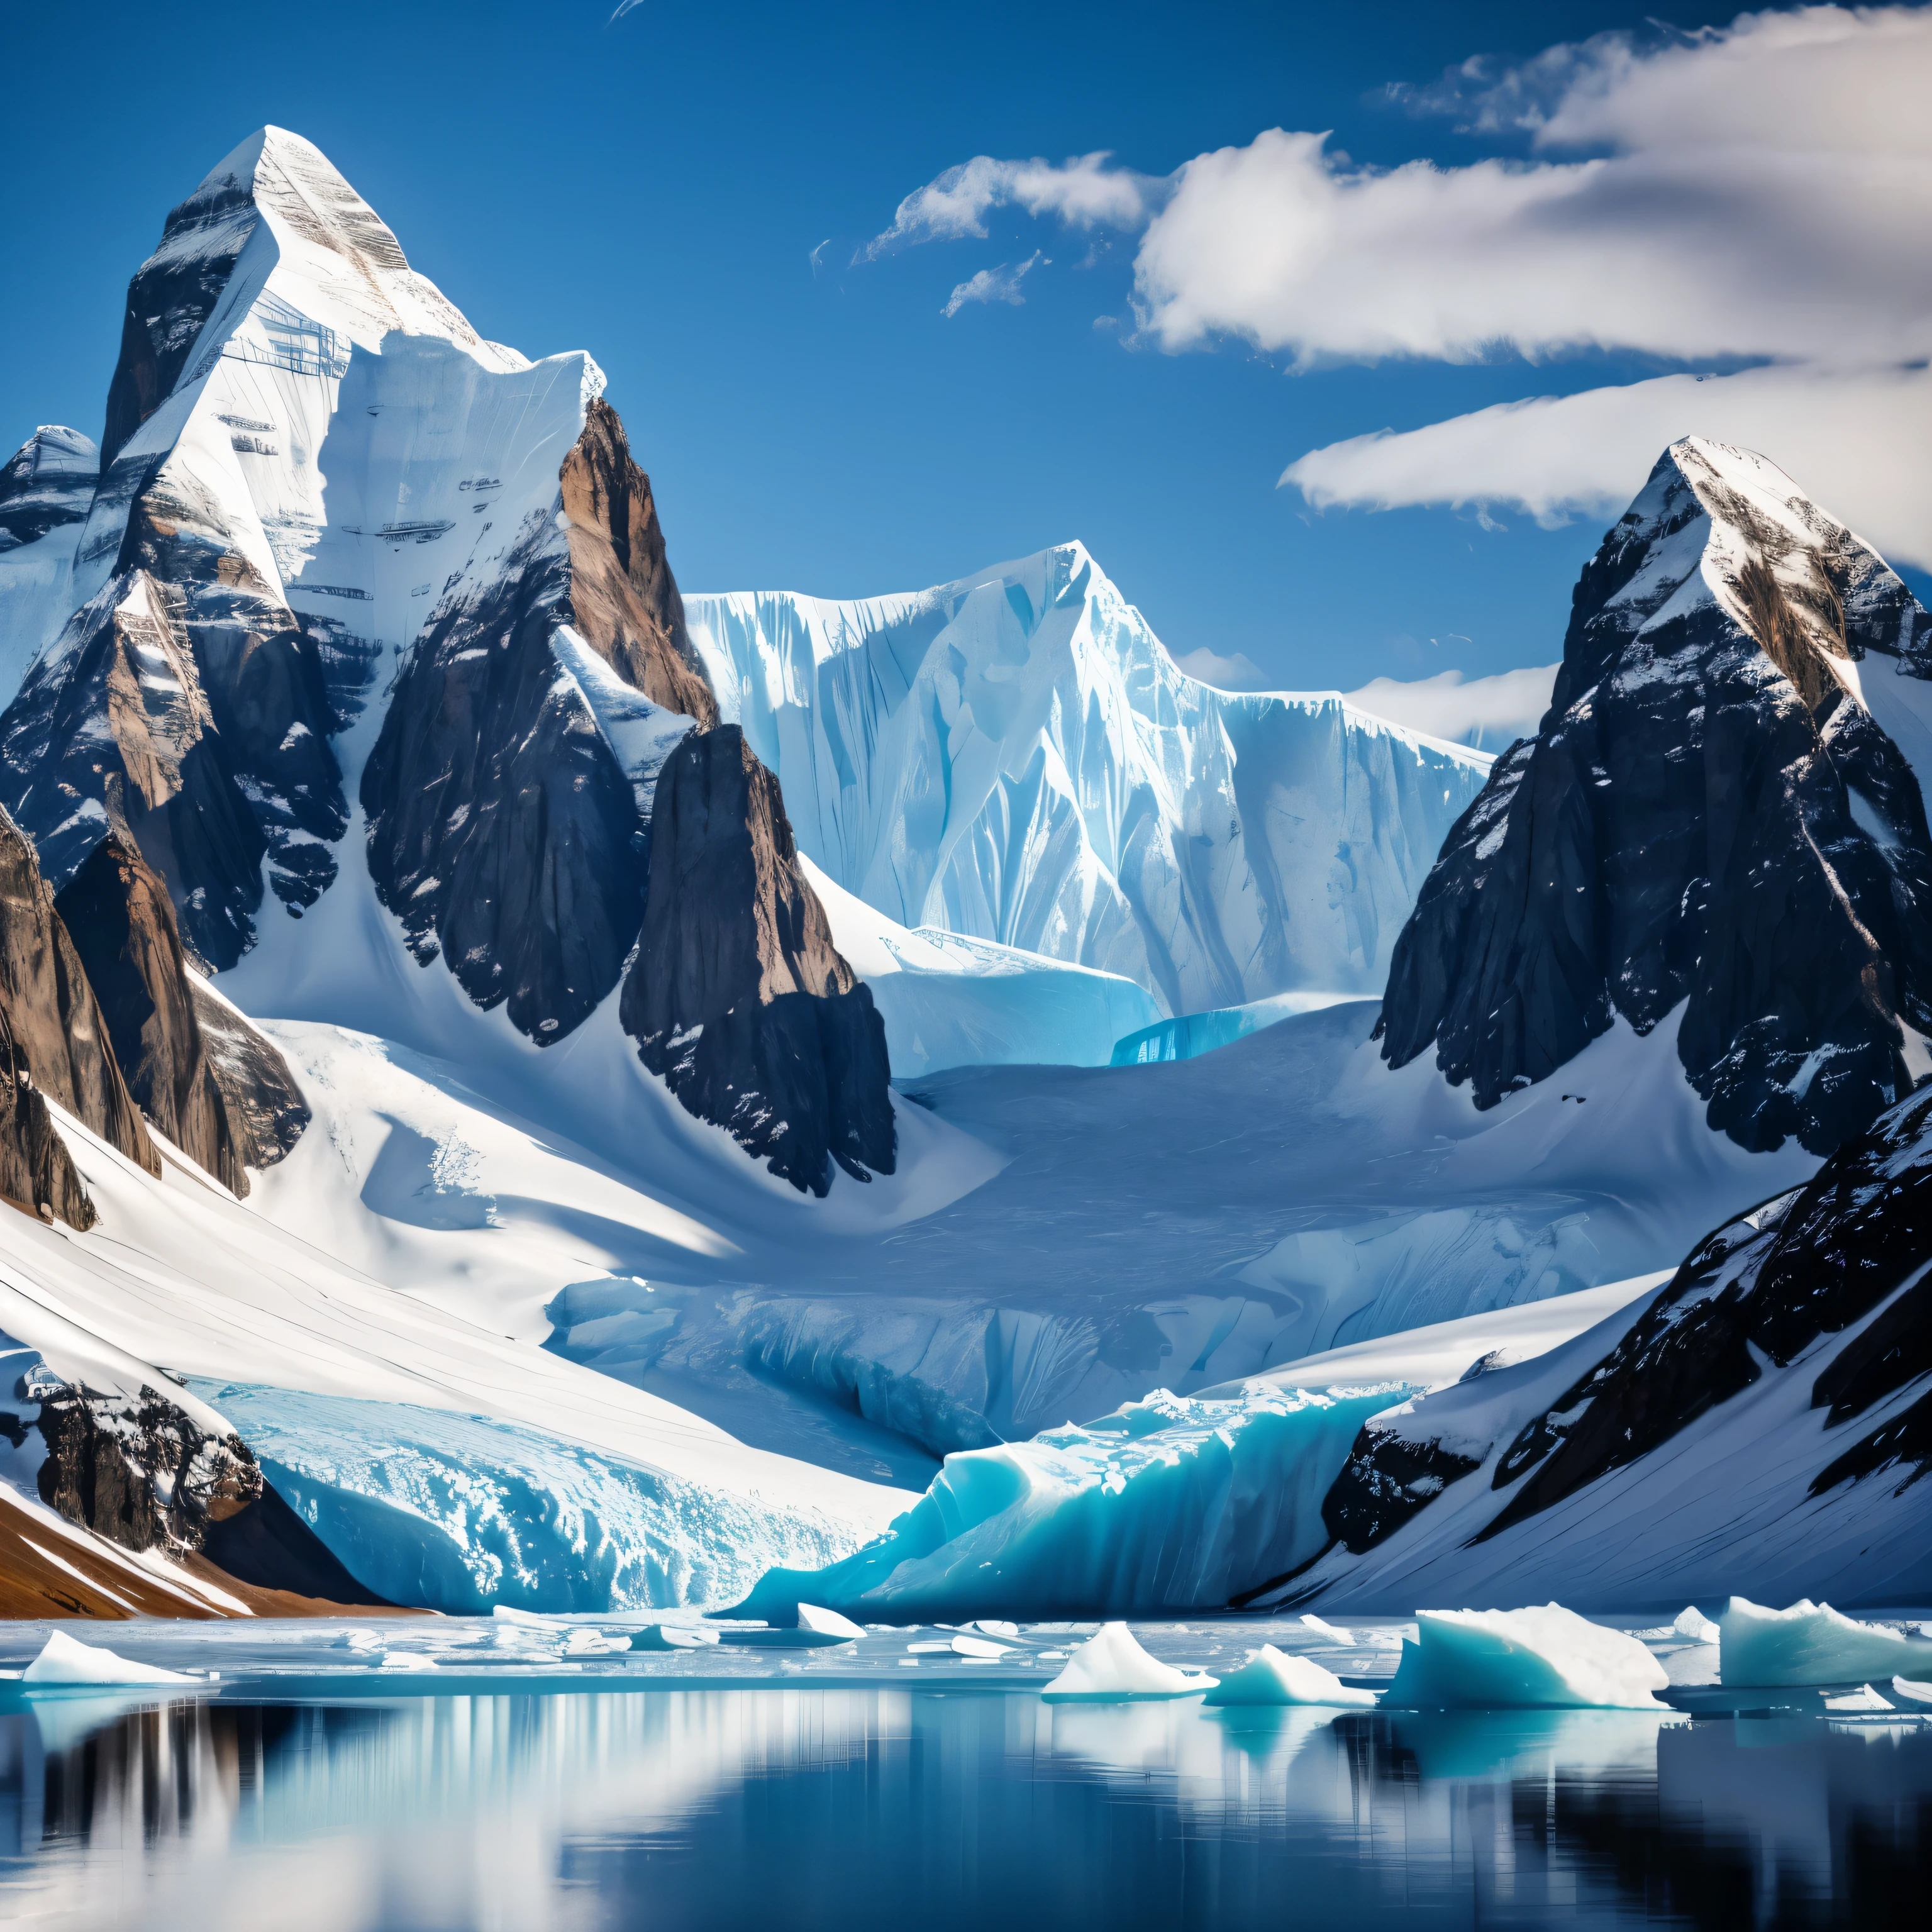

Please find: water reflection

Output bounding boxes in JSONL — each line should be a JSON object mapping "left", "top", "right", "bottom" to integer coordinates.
{"left": 0, "top": 1691, "right": 1925, "bottom": 1928}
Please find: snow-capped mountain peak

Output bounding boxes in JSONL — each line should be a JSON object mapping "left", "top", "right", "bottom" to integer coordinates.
{"left": 1380, "top": 435, "right": 1932, "bottom": 1156}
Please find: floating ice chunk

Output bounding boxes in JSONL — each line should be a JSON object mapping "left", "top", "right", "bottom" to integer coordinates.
{"left": 562, "top": 1628, "right": 621, "bottom": 1656}
{"left": 1299, "top": 1614, "right": 1355, "bottom": 1646}
{"left": 1891, "top": 1677, "right": 1932, "bottom": 1707}
{"left": 23, "top": 1631, "right": 198, "bottom": 1687}
{"left": 1202, "top": 1645, "right": 1378, "bottom": 1707}
{"left": 796, "top": 1604, "right": 864, "bottom": 1641}
{"left": 1385, "top": 1605, "right": 1669, "bottom": 1711}
{"left": 378, "top": 1652, "right": 438, "bottom": 1672}
{"left": 1673, "top": 1607, "right": 1720, "bottom": 1644}
{"left": 1822, "top": 1684, "right": 1895, "bottom": 1712}
{"left": 970, "top": 1620, "right": 1019, "bottom": 1638}
{"left": 1718, "top": 1598, "right": 1932, "bottom": 1687}
{"left": 629, "top": 1623, "right": 719, "bottom": 1650}
{"left": 1040, "top": 1623, "right": 1218, "bottom": 1702}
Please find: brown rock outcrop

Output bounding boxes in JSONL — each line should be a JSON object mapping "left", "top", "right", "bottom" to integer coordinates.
{"left": 0, "top": 806, "right": 156, "bottom": 1227}
{"left": 560, "top": 398, "right": 718, "bottom": 728}
{"left": 55, "top": 833, "right": 308, "bottom": 1194}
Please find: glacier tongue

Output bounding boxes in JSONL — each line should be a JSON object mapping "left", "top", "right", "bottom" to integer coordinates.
{"left": 686, "top": 547, "right": 1490, "bottom": 1014}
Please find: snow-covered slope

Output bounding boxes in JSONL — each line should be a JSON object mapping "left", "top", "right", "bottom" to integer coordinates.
{"left": 0, "top": 1096, "right": 913, "bottom": 1614}
{"left": 1263, "top": 1071, "right": 1932, "bottom": 1611}
{"left": 686, "top": 552, "right": 1490, "bottom": 1015}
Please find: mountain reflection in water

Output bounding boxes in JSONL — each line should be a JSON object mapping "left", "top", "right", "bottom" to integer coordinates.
{"left": 0, "top": 1690, "right": 1926, "bottom": 1929}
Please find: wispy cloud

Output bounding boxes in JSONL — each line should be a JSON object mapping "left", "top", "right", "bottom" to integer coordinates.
{"left": 869, "top": 155, "right": 1158, "bottom": 259}
{"left": 942, "top": 252, "right": 1042, "bottom": 318}
{"left": 1172, "top": 647, "right": 1270, "bottom": 692}
{"left": 1345, "top": 665, "right": 1559, "bottom": 753}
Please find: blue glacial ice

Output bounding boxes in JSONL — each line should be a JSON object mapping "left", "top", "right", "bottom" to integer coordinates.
{"left": 196, "top": 1382, "right": 872, "bottom": 1615}
{"left": 1384, "top": 1606, "right": 1670, "bottom": 1711}
{"left": 736, "top": 1380, "right": 1402, "bottom": 1623}
{"left": 1109, "top": 992, "right": 1355, "bottom": 1067}
{"left": 1718, "top": 1597, "right": 1932, "bottom": 1686}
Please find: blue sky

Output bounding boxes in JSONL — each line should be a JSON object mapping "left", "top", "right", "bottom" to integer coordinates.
{"left": 4, "top": 1, "right": 1926, "bottom": 698}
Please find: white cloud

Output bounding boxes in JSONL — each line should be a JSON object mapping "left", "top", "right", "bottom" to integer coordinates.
{"left": 1345, "top": 665, "right": 1559, "bottom": 753}
{"left": 1172, "top": 647, "right": 1270, "bottom": 691}
{"left": 1284, "top": 361, "right": 1932, "bottom": 572}
{"left": 1133, "top": 5, "right": 1932, "bottom": 366}
{"left": 942, "top": 253, "right": 1041, "bottom": 319}
{"left": 867, "top": 154, "right": 1157, "bottom": 259}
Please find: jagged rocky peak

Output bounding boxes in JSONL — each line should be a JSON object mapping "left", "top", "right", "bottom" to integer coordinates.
{"left": 0, "top": 807, "right": 157, "bottom": 1227}
{"left": 621, "top": 724, "right": 896, "bottom": 1197}
{"left": 1378, "top": 435, "right": 1932, "bottom": 1157}
{"left": 560, "top": 399, "right": 718, "bottom": 728}
{"left": 0, "top": 427, "right": 97, "bottom": 552}
{"left": 101, "top": 125, "right": 519, "bottom": 472}
{"left": 55, "top": 833, "right": 308, "bottom": 1196}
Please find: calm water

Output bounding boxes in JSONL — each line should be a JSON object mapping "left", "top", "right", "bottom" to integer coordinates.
{"left": 0, "top": 1689, "right": 1927, "bottom": 1930}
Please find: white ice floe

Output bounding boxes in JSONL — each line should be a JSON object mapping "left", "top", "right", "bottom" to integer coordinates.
{"left": 1202, "top": 1645, "right": 1378, "bottom": 1707}
{"left": 22, "top": 1630, "right": 199, "bottom": 1688}
{"left": 1718, "top": 1597, "right": 1932, "bottom": 1686}
{"left": 1821, "top": 1684, "right": 1895, "bottom": 1712}
{"left": 1891, "top": 1677, "right": 1932, "bottom": 1707}
{"left": 795, "top": 1604, "right": 864, "bottom": 1641}
{"left": 1299, "top": 1614, "right": 1355, "bottom": 1646}
{"left": 1040, "top": 1623, "right": 1218, "bottom": 1702}
{"left": 377, "top": 1652, "right": 438, "bottom": 1672}
{"left": 1385, "top": 1606, "right": 1670, "bottom": 1711}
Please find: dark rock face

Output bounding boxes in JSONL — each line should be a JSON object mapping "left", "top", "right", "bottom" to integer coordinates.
{"left": 56, "top": 833, "right": 307, "bottom": 1194}
{"left": 100, "top": 160, "right": 259, "bottom": 470}
{"left": 560, "top": 399, "right": 718, "bottom": 729}
{"left": 362, "top": 400, "right": 716, "bottom": 1045}
{"left": 1318, "top": 1429, "right": 1484, "bottom": 1559}
{"left": 1378, "top": 437, "right": 1932, "bottom": 1157}
{"left": 0, "top": 469, "right": 350, "bottom": 968}
{"left": 621, "top": 724, "right": 896, "bottom": 1196}
{"left": 36, "top": 1382, "right": 260, "bottom": 1555}
{"left": 362, "top": 509, "right": 658, "bottom": 1041}
{"left": 0, "top": 426, "right": 97, "bottom": 553}
{"left": 0, "top": 806, "right": 157, "bottom": 1226}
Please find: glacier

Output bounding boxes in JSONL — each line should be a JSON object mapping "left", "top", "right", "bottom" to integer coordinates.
{"left": 733, "top": 1381, "right": 1400, "bottom": 1623}
{"left": 685, "top": 553, "right": 1491, "bottom": 1015}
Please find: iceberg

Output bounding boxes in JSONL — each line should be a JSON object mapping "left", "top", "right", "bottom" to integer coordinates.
{"left": 1718, "top": 1597, "right": 1932, "bottom": 1687}
{"left": 1040, "top": 1623, "right": 1216, "bottom": 1702}
{"left": 734, "top": 1382, "right": 1399, "bottom": 1623}
{"left": 1384, "top": 1606, "right": 1670, "bottom": 1711}
{"left": 630, "top": 1624, "right": 719, "bottom": 1651}
{"left": 1202, "top": 1645, "right": 1378, "bottom": 1707}
{"left": 796, "top": 1603, "right": 865, "bottom": 1641}
{"left": 1674, "top": 1607, "right": 1721, "bottom": 1644}
{"left": 1891, "top": 1677, "right": 1932, "bottom": 1707}
{"left": 23, "top": 1630, "right": 199, "bottom": 1688}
